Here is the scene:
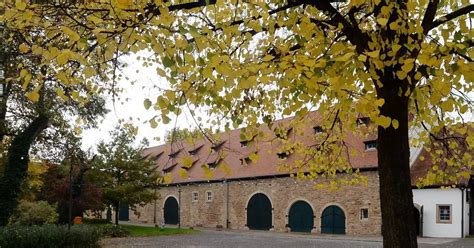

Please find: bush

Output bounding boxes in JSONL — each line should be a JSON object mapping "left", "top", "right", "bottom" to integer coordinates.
{"left": 9, "top": 200, "right": 58, "bottom": 225}
{"left": 82, "top": 218, "right": 110, "bottom": 225}
{"left": 98, "top": 224, "right": 130, "bottom": 237}
{"left": 0, "top": 225, "right": 101, "bottom": 248}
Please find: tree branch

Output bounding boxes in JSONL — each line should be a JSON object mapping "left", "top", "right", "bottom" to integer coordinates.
{"left": 421, "top": 0, "right": 440, "bottom": 35}
{"left": 426, "top": 4, "right": 474, "bottom": 32}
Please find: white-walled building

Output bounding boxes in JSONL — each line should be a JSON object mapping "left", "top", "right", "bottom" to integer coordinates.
{"left": 411, "top": 147, "right": 473, "bottom": 238}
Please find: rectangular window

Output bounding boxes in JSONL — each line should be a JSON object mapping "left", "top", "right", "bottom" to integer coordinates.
{"left": 436, "top": 204, "right": 452, "bottom": 223}
{"left": 360, "top": 208, "right": 369, "bottom": 220}
{"left": 364, "top": 140, "right": 377, "bottom": 150}
{"left": 206, "top": 191, "right": 212, "bottom": 202}
{"left": 192, "top": 192, "right": 199, "bottom": 202}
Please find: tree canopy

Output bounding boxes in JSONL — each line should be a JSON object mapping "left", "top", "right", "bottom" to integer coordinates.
{"left": 92, "top": 124, "right": 160, "bottom": 225}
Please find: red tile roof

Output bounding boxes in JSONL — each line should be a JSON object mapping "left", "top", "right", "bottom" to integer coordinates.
{"left": 143, "top": 112, "right": 379, "bottom": 184}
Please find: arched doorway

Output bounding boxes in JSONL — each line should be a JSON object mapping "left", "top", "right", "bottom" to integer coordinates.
{"left": 321, "top": 205, "right": 346, "bottom": 234}
{"left": 288, "top": 200, "right": 314, "bottom": 233}
{"left": 247, "top": 193, "right": 272, "bottom": 230}
{"left": 163, "top": 197, "right": 179, "bottom": 225}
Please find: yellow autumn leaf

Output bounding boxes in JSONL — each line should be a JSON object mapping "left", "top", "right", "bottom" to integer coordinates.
{"left": 15, "top": 0, "right": 27, "bottom": 10}
{"left": 392, "top": 119, "right": 399, "bottom": 129}
{"left": 377, "top": 18, "right": 388, "bottom": 26}
{"left": 178, "top": 168, "right": 188, "bottom": 178}
{"left": 163, "top": 173, "right": 173, "bottom": 184}
{"left": 116, "top": 0, "right": 133, "bottom": 9}
{"left": 26, "top": 91, "right": 40, "bottom": 102}
{"left": 376, "top": 115, "right": 391, "bottom": 128}
{"left": 19, "top": 43, "right": 29, "bottom": 53}
{"left": 56, "top": 51, "right": 70, "bottom": 66}
{"left": 367, "top": 50, "right": 379, "bottom": 58}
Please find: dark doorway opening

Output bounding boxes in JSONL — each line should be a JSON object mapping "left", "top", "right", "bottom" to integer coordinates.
{"left": 321, "top": 205, "right": 345, "bottom": 234}
{"left": 288, "top": 201, "right": 314, "bottom": 233}
{"left": 247, "top": 193, "right": 272, "bottom": 230}
{"left": 164, "top": 197, "right": 179, "bottom": 225}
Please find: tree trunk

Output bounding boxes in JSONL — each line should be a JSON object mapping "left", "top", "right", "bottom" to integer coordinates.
{"left": 377, "top": 81, "right": 417, "bottom": 247}
{"left": 114, "top": 202, "right": 120, "bottom": 225}
{"left": 0, "top": 115, "right": 49, "bottom": 225}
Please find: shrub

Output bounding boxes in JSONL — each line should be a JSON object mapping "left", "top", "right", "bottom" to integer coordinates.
{"left": 98, "top": 224, "right": 130, "bottom": 237}
{"left": 9, "top": 200, "right": 58, "bottom": 225}
{"left": 0, "top": 225, "right": 101, "bottom": 248}
{"left": 82, "top": 218, "right": 110, "bottom": 225}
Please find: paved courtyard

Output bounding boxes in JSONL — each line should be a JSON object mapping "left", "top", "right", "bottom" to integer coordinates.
{"left": 101, "top": 229, "right": 474, "bottom": 248}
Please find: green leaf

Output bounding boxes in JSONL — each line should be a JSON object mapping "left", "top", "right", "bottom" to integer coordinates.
{"left": 162, "top": 56, "right": 174, "bottom": 68}
{"left": 143, "top": 99, "right": 152, "bottom": 110}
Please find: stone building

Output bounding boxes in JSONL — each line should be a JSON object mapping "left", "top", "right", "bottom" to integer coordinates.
{"left": 120, "top": 115, "right": 474, "bottom": 238}
{"left": 129, "top": 114, "right": 383, "bottom": 235}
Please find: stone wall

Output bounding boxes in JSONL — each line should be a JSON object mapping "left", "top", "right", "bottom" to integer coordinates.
{"left": 130, "top": 170, "right": 381, "bottom": 236}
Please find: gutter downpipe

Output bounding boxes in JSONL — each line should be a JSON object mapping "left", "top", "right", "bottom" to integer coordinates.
{"left": 226, "top": 180, "right": 229, "bottom": 229}
{"left": 461, "top": 187, "right": 465, "bottom": 238}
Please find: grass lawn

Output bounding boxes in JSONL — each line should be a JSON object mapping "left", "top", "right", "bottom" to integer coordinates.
{"left": 121, "top": 225, "right": 198, "bottom": 237}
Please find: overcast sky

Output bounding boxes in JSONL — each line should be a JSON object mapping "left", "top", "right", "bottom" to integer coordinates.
{"left": 80, "top": 55, "right": 197, "bottom": 150}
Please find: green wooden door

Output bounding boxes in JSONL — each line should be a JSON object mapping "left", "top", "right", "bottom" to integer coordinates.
{"left": 164, "top": 197, "right": 179, "bottom": 225}
{"left": 321, "top": 205, "right": 345, "bottom": 234}
{"left": 118, "top": 204, "right": 129, "bottom": 221}
{"left": 247, "top": 193, "right": 272, "bottom": 230}
{"left": 288, "top": 201, "right": 314, "bottom": 232}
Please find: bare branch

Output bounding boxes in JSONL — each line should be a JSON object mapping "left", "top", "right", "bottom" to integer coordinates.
{"left": 426, "top": 4, "right": 474, "bottom": 32}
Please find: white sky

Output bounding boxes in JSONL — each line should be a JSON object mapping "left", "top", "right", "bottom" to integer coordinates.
{"left": 80, "top": 55, "right": 196, "bottom": 150}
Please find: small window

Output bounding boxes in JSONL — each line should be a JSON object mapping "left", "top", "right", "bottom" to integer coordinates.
{"left": 189, "top": 145, "right": 204, "bottom": 155}
{"left": 206, "top": 191, "right": 212, "bottom": 202}
{"left": 360, "top": 208, "right": 369, "bottom": 220}
{"left": 436, "top": 204, "right": 452, "bottom": 223}
{"left": 211, "top": 141, "right": 226, "bottom": 152}
{"left": 364, "top": 140, "right": 377, "bottom": 150}
{"left": 357, "top": 117, "right": 370, "bottom": 126}
{"left": 313, "top": 126, "right": 323, "bottom": 134}
{"left": 240, "top": 157, "right": 252, "bottom": 165}
{"left": 277, "top": 152, "right": 288, "bottom": 160}
{"left": 169, "top": 149, "right": 182, "bottom": 158}
{"left": 207, "top": 158, "right": 221, "bottom": 169}
{"left": 192, "top": 192, "right": 199, "bottom": 202}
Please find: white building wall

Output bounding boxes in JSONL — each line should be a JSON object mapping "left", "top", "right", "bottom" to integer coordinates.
{"left": 413, "top": 188, "right": 469, "bottom": 238}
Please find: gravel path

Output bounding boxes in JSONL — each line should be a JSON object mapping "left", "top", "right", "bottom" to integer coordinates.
{"left": 101, "top": 229, "right": 474, "bottom": 248}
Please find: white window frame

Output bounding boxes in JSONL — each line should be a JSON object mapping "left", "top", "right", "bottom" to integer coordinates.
{"left": 360, "top": 208, "right": 369, "bottom": 221}
{"left": 206, "top": 191, "right": 213, "bottom": 202}
{"left": 192, "top": 191, "right": 199, "bottom": 202}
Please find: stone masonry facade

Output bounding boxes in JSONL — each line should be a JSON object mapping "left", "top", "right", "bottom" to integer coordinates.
{"left": 130, "top": 170, "right": 381, "bottom": 236}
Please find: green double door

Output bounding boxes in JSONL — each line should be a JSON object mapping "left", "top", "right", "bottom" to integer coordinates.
{"left": 247, "top": 193, "right": 272, "bottom": 230}
{"left": 321, "top": 205, "right": 346, "bottom": 234}
{"left": 288, "top": 201, "right": 314, "bottom": 233}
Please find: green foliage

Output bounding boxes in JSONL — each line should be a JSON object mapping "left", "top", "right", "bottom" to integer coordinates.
{"left": 9, "top": 200, "right": 58, "bottom": 225}
{"left": 0, "top": 225, "right": 101, "bottom": 248}
{"left": 92, "top": 124, "right": 160, "bottom": 223}
{"left": 120, "top": 225, "right": 197, "bottom": 237}
{"left": 97, "top": 224, "right": 130, "bottom": 238}
{"left": 164, "top": 127, "right": 203, "bottom": 143}
{"left": 82, "top": 218, "right": 110, "bottom": 225}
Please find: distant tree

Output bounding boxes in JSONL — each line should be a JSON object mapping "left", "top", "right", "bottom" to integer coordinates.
{"left": 92, "top": 124, "right": 160, "bottom": 225}
{"left": 164, "top": 127, "right": 203, "bottom": 144}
